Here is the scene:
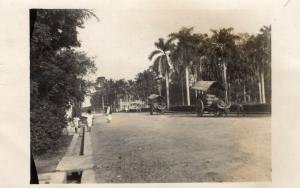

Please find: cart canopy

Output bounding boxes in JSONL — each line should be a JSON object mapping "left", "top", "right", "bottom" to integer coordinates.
{"left": 192, "top": 81, "right": 224, "bottom": 92}
{"left": 148, "top": 94, "right": 161, "bottom": 100}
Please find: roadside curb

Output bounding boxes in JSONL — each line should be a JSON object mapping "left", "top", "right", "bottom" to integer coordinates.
{"left": 38, "top": 133, "right": 80, "bottom": 184}
{"left": 81, "top": 131, "right": 96, "bottom": 183}
{"left": 38, "top": 125, "right": 96, "bottom": 183}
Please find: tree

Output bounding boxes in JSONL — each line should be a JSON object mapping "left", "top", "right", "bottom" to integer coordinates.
{"left": 135, "top": 69, "right": 159, "bottom": 103}
{"left": 235, "top": 34, "right": 257, "bottom": 103}
{"left": 146, "top": 25, "right": 271, "bottom": 106}
{"left": 169, "top": 27, "right": 199, "bottom": 106}
{"left": 30, "top": 9, "right": 97, "bottom": 154}
{"left": 208, "top": 27, "right": 240, "bottom": 103}
{"left": 148, "top": 38, "right": 174, "bottom": 109}
{"left": 256, "top": 25, "right": 271, "bottom": 104}
{"left": 241, "top": 26, "right": 271, "bottom": 104}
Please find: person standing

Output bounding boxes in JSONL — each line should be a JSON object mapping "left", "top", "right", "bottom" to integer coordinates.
{"left": 150, "top": 103, "right": 154, "bottom": 115}
{"left": 106, "top": 105, "right": 112, "bottom": 123}
{"left": 73, "top": 116, "right": 80, "bottom": 133}
{"left": 196, "top": 91, "right": 205, "bottom": 117}
{"left": 85, "top": 109, "right": 94, "bottom": 132}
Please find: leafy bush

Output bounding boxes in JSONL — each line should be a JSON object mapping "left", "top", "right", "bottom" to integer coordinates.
{"left": 141, "top": 108, "right": 150, "bottom": 112}
{"left": 240, "top": 104, "right": 271, "bottom": 113}
{"left": 30, "top": 9, "right": 97, "bottom": 155}
{"left": 31, "top": 99, "right": 68, "bottom": 154}
{"left": 168, "top": 104, "right": 271, "bottom": 114}
{"left": 169, "top": 105, "right": 197, "bottom": 112}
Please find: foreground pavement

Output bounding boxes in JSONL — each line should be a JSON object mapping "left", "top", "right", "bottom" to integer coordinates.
{"left": 90, "top": 113, "right": 271, "bottom": 183}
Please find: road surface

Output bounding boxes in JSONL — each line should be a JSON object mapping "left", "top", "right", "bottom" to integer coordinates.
{"left": 90, "top": 113, "right": 271, "bottom": 183}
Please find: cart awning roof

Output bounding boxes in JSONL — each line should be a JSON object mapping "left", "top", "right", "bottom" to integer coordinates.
{"left": 148, "top": 94, "right": 161, "bottom": 100}
{"left": 192, "top": 81, "right": 224, "bottom": 91}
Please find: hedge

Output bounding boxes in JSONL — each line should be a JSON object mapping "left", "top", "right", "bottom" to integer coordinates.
{"left": 169, "top": 105, "right": 197, "bottom": 112}
{"left": 168, "top": 104, "right": 271, "bottom": 114}
{"left": 238, "top": 104, "right": 271, "bottom": 113}
{"left": 31, "top": 99, "right": 68, "bottom": 155}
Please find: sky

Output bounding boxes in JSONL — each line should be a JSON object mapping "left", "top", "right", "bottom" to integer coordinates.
{"left": 77, "top": 2, "right": 272, "bottom": 80}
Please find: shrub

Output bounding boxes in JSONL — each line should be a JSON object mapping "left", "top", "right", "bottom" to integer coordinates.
{"left": 168, "top": 104, "right": 271, "bottom": 114}
{"left": 141, "top": 108, "right": 150, "bottom": 112}
{"left": 241, "top": 104, "right": 271, "bottom": 113}
{"left": 169, "top": 105, "right": 197, "bottom": 112}
{"left": 31, "top": 98, "right": 68, "bottom": 155}
{"left": 30, "top": 10, "right": 96, "bottom": 155}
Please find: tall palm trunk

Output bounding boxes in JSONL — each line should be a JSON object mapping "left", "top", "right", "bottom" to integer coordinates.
{"left": 181, "top": 77, "right": 185, "bottom": 105}
{"left": 254, "top": 58, "right": 262, "bottom": 104}
{"left": 185, "top": 66, "right": 190, "bottom": 106}
{"left": 195, "top": 73, "right": 198, "bottom": 99}
{"left": 158, "top": 57, "right": 162, "bottom": 77}
{"left": 223, "top": 62, "right": 228, "bottom": 103}
{"left": 158, "top": 81, "right": 162, "bottom": 96}
{"left": 258, "top": 77, "right": 262, "bottom": 104}
{"left": 261, "top": 71, "right": 266, "bottom": 104}
{"left": 165, "top": 70, "right": 170, "bottom": 109}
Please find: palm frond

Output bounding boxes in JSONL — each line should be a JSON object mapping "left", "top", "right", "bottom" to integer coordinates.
{"left": 152, "top": 56, "right": 162, "bottom": 75}
{"left": 148, "top": 50, "right": 162, "bottom": 60}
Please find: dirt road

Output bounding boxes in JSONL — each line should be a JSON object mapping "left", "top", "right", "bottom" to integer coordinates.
{"left": 90, "top": 113, "right": 271, "bottom": 183}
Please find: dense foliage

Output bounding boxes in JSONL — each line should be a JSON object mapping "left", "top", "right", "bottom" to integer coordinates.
{"left": 149, "top": 26, "right": 271, "bottom": 106}
{"left": 91, "top": 26, "right": 271, "bottom": 112}
{"left": 91, "top": 69, "right": 158, "bottom": 111}
{"left": 30, "top": 9, "right": 96, "bottom": 155}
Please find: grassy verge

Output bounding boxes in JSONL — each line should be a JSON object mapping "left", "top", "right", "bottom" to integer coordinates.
{"left": 34, "top": 135, "right": 73, "bottom": 174}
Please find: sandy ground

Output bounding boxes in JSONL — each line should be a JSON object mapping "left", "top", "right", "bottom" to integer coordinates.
{"left": 90, "top": 113, "right": 271, "bottom": 183}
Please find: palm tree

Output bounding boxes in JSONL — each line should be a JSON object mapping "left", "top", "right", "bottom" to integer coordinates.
{"left": 169, "top": 27, "right": 196, "bottom": 106}
{"left": 148, "top": 38, "right": 174, "bottom": 109}
{"left": 242, "top": 26, "right": 271, "bottom": 104}
{"left": 216, "top": 32, "right": 253, "bottom": 103}
{"left": 256, "top": 25, "right": 271, "bottom": 104}
{"left": 189, "top": 33, "right": 210, "bottom": 100}
{"left": 208, "top": 27, "right": 240, "bottom": 103}
{"left": 114, "top": 79, "right": 130, "bottom": 109}
{"left": 239, "top": 35, "right": 259, "bottom": 103}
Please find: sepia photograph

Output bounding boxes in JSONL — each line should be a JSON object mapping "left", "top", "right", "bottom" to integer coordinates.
{"left": 30, "top": 7, "right": 271, "bottom": 184}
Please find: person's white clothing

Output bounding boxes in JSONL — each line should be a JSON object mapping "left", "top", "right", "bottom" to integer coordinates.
{"left": 86, "top": 114, "right": 93, "bottom": 127}
{"left": 106, "top": 107, "right": 112, "bottom": 123}
{"left": 73, "top": 117, "right": 80, "bottom": 128}
{"left": 106, "top": 106, "right": 110, "bottom": 115}
{"left": 107, "top": 114, "right": 112, "bottom": 122}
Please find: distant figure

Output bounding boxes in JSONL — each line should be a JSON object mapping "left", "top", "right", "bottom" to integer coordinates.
{"left": 150, "top": 102, "right": 154, "bottom": 115}
{"left": 85, "top": 109, "right": 93, "bottom": 132}
{"left": 106, "top": 105, "right": 112, "bottom": 123}
{"left": 196, "top": 91, "right": 205, "bottom": 117}
{"left": 73, "top": 116, "right": 80, "bottom": 133}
